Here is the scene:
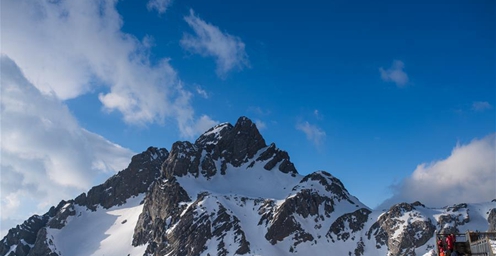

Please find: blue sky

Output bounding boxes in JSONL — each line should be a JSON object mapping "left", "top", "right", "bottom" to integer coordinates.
{"left": 1, "top": 0, "right": 495, "bottom": 235}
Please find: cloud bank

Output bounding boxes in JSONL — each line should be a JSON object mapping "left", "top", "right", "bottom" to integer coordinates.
{"left": 378, "top": 134, "right": 496, "bottom": 209}
{"left": 0, "top": 55, "right": 134, "bottom": 233}
{"left": 379, "top": 60, "right": 409, "bottom": 87}
{"left": 1, "top": 0, "right": 220, "bottom": 237}
{"left": 181, "top": 9, "right": 250, "bottom": 78}
{"left": 1, "top": 0, "right": 208, "bottom": 133}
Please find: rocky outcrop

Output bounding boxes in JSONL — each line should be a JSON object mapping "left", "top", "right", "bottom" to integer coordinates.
{"left": 137, "top": 192, "right": 251, "bottom": 256}
{"left": 132, "top": 177, "right": 191, "bottom": 249}
{"left": 0, "top": 214, "right": 48, "bottom": 256}
{"left": 74, "top": 147, "right": 168, "bottom": 210}
{"left": 1, "top": 147, "right": 167, "bottom": 256}
{"left": 265, "top": 171, "right": 362, "bottom": 247}
{"left": 488, "top": 208, "right": 496, "bottom": 232}
{"left": 437, "top": 203, "right": 470, "bottom": 234}
{"left": 46, "top": 201, "right": 76, "bottom": 229}
{"left": 327, "top": 208, "right": 371, "bottom": 242}
{"left": 256, "top": 143, "right": 297, "bottom": 175}
{"left": 26, "top": 229, "right": 59, "bottom": 256}
{"left": 368, "top": 202, "right": 436, "bottom": 256}
{"left": 265, "top": 190, "right": 321, "bottom": 245}
{"left": 3, "top": 116, "right": 495, "bottom": 256}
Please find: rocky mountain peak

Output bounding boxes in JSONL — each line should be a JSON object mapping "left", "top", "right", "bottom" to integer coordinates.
{"left": 164, "top": 116, "right": 294, "bottom": 179}
{"left": 3, "top": 116, "right": 495, "bottom": 256}
{"left": 200, "top": 116, "right": 267, "bottom": 166}
{"left": 74, "top": 146, "right": 169, "bottom": 210}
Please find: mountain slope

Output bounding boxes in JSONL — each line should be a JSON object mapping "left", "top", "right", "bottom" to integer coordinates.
{"left": 2, "top": 116, "right": 495, "bottom": 256}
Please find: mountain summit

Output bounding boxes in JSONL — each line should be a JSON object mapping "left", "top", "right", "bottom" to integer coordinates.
{"left": 1, "top": 116, "right": 495, "bottom": 256}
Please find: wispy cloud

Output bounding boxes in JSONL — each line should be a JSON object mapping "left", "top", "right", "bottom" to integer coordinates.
{"left": 147, "top": 0, "right": 172, "bottom": 15}
{"left": 2, "top": 0, "right": 210, "bottom": 138}
{"left": 196, "top": 86, "right": 209, "bottom": 99}
{"left": 296, "top": 121, "right": 326, "bottom": 146}
{"left": 472, "top": 101, "right": 493, "bottom": 112}
{"left": 1, "top": 55, "right": 134, "bottom": 228}
{"left": 379, "top": 60, "right": 409, "bottom": 87}
{"left": 314, "top": 109, "right": 323, "bottom": 120}
{"left": 378, "top": 134, "right": 496, "bottom": 209}
{"left": 255, "top": 119, "right": 267, "bottom": 130}
{"left": 248, "top": 106, "right": 271, "bottom": 116}
{"left": 180, "top": 9, "right": 249, "bottom": 78}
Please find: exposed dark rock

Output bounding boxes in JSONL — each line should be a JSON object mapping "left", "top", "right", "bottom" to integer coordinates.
{"left": 159, "top": 193, "right": 212, "bottom": 256}
{"left": 163, "top": 141, "right": 201, "bottom": 179}
{"left": 27, "top": 229, "right": 59, "bottom": 256}
{"left": 46, "top": 201, "right": 75, "bottom": 229}
{"left": 256, "top": 143, "right": 297, "bottom": 175}
{"left": 367, "top": 202, "right": 436, "bottom": 256}
{"left": 211, "top": 117, "right": 267, "bottom": 168}
{"left": 0, "top": 198, "right": 74, "bottom": 256}
{"left": 147, "top": 194, "right": 250, "bottom": 256}
{"left": 265, "top": 189, "right": 327, "bottom": 244}
{"left": 298, "top": 171, "right": 356, "bottom": 205}
{"left": 353, "top": 238, "right": 365, "bottom": 256}
{"left": 0, "top": 215, "right": 49, "bottom": 256}
{"left": 75, "top": 147, "right": 168, "bottom": 210}
{"left": 133, "top": 178, "right": 191, "bottom": 247}
{"left": 328, "top": 208, "right": 371, "bottom": 242}
{"left": 437, "top": 204, "right": 470, "bottom": 234}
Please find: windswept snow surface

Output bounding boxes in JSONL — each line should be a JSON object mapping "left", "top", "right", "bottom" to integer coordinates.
{"left": 46, "top": 194, "right": 147, "bottom": 256}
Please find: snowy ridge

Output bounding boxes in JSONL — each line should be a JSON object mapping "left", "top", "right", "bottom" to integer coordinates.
{"left": 1, "top": 117, "right": 495, "bottom": 256}
{"left": 47, "top": 194, "right": 147, "bottom": 256}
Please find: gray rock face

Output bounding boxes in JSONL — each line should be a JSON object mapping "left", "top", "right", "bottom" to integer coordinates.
{"left": 208, "top": 116, "right": 266, "bottom": 168}
{"left": 437, "top": 203, "right": 470, "bottom": 234}
{"left": 163, "top": 116, "right": 297, "bottom": 180}
{"left": 256, "top": 143, "right": 297, "bottom": 175}
{"left": 26, "top": 228, "right": 59, "bottom": 256}
{"left": 488, "top": 208, "right": 496, "bottom": 231}
{"left": 265, "top": 171, "right": 363, "bottom": 248}
{"left": 265, "top": 190, "right": 320, "bottom": 245}
{"left": 3, "top": 116, "right": 495, "bottom": 256}
{"left": 368, "top": 202, "right": 436, "bottom": 256}
{"left": 75, "top": 147, "right": 168, "bottom": 210}
{"left": 1, "top": 147, "right": 167, "bottom": 256}
{"left": 46, "top": 201, "right": 76, "bottom": 229}
{"left": 132, "top": 177, "right": 191, "bottom": 249}
{"left": 0, "top": 215, "right": 49, "bottom": 256}
{"left": 327, "top": 208, "right": 371, "bottom": 243}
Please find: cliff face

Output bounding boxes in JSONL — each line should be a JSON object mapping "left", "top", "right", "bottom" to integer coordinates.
{"left": 2, "top": 116, "right": 495, "bottom": 256}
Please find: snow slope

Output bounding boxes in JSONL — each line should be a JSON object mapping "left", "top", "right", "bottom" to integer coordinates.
{"left": 46, "top": 195, "right": 147, "bottom": 256}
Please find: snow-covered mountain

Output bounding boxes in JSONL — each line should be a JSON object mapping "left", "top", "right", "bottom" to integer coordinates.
{"left": 2, "top": 116, "right": 495, "bottom": 256}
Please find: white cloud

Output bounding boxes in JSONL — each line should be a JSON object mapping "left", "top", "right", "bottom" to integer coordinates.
{"left": 1, "top": 0, "right": 206, "bottom": 134}
{"left": 296, "top": 121, "right": 326, "bottom": 146}
{"left": 379, "top": 60, "right": 409, "bottom": 87}
{"left": 472, "top": 101, "right": 493, "bottom": 112}
{"left": 0, "top": 55, "right": 134, "bottom": 225}
{"left": 147, "top": 0, "right": 172, "bottom": 15}
{"left": 196, "top": 86, "right": 209, "bottom": 99}
{"left": 255, "top": 119, "right": 267, "bottom": 130}
{"left": 194, "top": 115, "right": 220, "bottom": 136}
{"left": 180, "top": 9, "right": 250, "bottom": 78}
{"left": 378, "top": 134, "right": 496, "bottom": 209}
